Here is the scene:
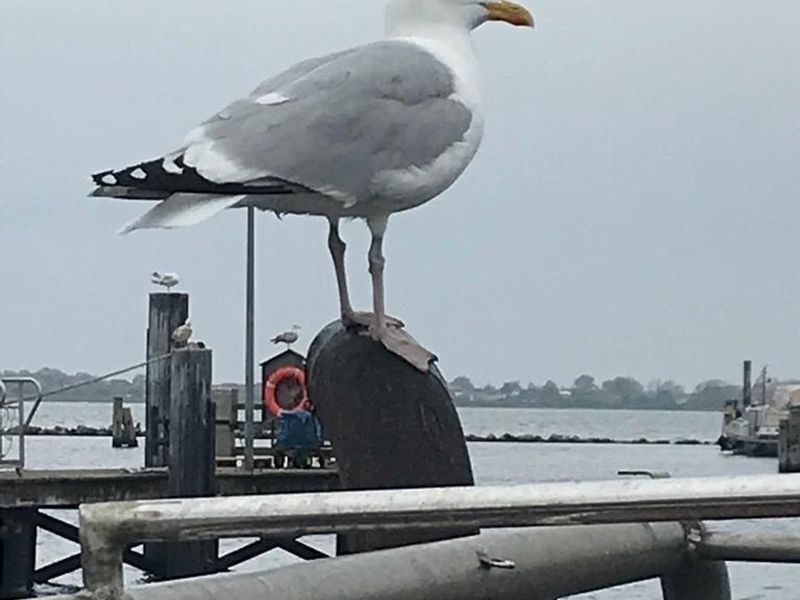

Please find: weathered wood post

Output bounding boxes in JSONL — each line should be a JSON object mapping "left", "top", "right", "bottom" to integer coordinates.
{"left": 778, "top": 405, "right": 800, "bottom": 473}
{"left": 111, "top": 397, "right": 138, "bottom": 448}
{"left": 0, "top": 508, "right": 37, "bottom": 600}
{"left": 164, "top": 347, "right": 217, "bottom": 577}
{"left": 306, "top": 322, "right": 477, "bottom": 554}
{"left": 145, "top": 293, "right": 189, "bottom": 467}
{"left": 144, "top": 293, "right": 188, "bottom": 577}
{"left": 212, "top": 388, "right": 238, "bottom": 460}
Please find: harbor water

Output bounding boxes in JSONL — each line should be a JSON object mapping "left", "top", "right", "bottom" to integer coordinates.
{"left": 22, "top": 403, "right": 799, "bottom": 599}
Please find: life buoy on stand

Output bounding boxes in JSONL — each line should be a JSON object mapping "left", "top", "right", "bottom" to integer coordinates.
{"left": 263, "top": 366, "right": 310, "bottom": 417}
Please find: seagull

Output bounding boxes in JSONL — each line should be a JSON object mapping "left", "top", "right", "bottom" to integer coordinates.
{"left": 271, "top": 324, "right": 301, "bottom": 349}
{"left": 90, "top": 0, "right": 534, "bottom": 371}
{"left": 151, "top": 271, "right": 180, "bottom": 291}
{"left": 171, "top": 320, "right": 192, "bottom": 347}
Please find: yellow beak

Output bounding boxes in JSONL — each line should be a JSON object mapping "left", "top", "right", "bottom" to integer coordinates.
{"left": 482, "top": 1, "right": 535, "bottom": 27}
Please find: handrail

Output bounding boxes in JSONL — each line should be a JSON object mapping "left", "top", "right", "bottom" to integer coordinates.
{"left": 0, "top": 377, "right": 42, "bottom": 468}
{"left": 1, "top": 377, "right": 44, "bottom": 427}
{"left": 79, "top": 473, "right": 800, "bottom": 596}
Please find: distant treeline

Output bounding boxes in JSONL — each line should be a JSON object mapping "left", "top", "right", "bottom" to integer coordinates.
{"left": 3, "top": 368, "right": 736, "bottom": 411}
{"left": 449, "top": 375, "right": 737, "bottom": 412}
{"left": 1, "top": 368, "right": 145, "bottom": 403}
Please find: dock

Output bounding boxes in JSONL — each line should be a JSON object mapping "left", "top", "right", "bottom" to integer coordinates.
{"left": 0, "top": 293, "right": 340, "bottom": 598}
{"left": 0, "top": 468, "right": 337, "bottom": 509}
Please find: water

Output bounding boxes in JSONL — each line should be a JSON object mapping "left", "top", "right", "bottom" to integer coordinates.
{"left": 17, "top": 403, "right": 799, "bottom": 599}
{"left": 32, "top": 403, "right": 720, "bottom": 442}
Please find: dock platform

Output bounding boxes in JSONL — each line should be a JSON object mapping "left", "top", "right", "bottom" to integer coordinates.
{"left": 0, "top": 468, "right": 339, "bottom": 509}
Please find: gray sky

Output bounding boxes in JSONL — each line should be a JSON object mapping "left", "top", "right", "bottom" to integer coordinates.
{"left": 1, "top": 1, "right": 798, "bottom": 388}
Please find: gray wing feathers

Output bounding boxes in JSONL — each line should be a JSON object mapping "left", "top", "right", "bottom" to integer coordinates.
{"left": 185, "top": 41, "right": 473, "bottom": 203}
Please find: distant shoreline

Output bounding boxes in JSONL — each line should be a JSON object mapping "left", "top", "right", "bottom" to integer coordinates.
{"left": 37, "top": 398, "right": 722, "bottom": 412}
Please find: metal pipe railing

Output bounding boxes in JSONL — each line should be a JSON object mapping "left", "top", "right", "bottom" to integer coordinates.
{"left": 0, "top": 377, "right": 42, "bottom": 468}
{"left": 698, "top": 530, "right": 800, "bottom": 563}
{"left": 120, "top": 524, "right": 695, "bottom": 600}
{"left": 79, "top": 473, "right": 800, "bottom": 596}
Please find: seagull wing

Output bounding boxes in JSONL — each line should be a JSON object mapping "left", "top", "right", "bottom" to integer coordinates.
{"left": 92, "top": 40, "right": 474, "bottom": 231}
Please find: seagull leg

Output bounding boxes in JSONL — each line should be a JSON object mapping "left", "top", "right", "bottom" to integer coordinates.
{"left": 366, "top": 216, "right": 436, "bottom": 372}
{"left": 327, "top": 218, "right": 355, "bottom": 320}
{"left": 328, "top": 217, "right": 404, "bottom": 329}
{"left": 367, "top": 215, "right": 389, "bottom": 337}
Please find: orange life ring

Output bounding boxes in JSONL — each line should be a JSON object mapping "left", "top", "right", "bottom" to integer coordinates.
{"left": 263, "top": 366, "right": 309, "bottom": 417}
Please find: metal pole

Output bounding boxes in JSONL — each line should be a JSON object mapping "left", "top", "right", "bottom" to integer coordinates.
{"left": 18, "top": 382, "right": 25, "bottom": 468}
{"left": 244, "top": 207, "right": 256, "bottom": 472}
{"left": 698, "top": 530, "right": 800, "bottom": 563}
{"left": 743, "top": 360, "right": 752, "bottom": 409}
{"left": 119, "top": 524, "right": 690, "bottom": 600}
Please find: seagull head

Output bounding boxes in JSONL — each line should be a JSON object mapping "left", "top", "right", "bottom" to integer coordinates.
{"left": 386, "top": 0, "right": 534, "bottom": 33}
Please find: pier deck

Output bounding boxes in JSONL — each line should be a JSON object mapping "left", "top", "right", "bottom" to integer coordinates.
{"left": 0, "top": 468, "right": 339, "bottom": 509}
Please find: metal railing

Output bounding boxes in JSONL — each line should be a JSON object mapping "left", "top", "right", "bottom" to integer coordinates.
{"left": 0, "top": 377, "right": 42, "bottom": 469}
{"left": 79, "top": 472, "right": 800, "bottom": 597}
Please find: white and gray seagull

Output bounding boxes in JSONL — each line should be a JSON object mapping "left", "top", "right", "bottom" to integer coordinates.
{"left": 151, "top": 271, "right": 179, "bottom": 291}
{"left": 271, "top": 325, "right": 301, "bottom": 349}
{"left": 90, "top": 0, "right": 534, "bottom": 371}
{"left": 171, "top": 319, "right": 193, "bottom": 347}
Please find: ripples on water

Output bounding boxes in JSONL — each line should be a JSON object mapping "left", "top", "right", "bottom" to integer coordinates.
{"left": 19, "top": 403, "right": 798, "bottom": 599}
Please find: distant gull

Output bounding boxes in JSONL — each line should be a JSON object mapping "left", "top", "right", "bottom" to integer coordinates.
{"left": 90, "top": 0, "right": 534, "bottom": 371}
{"left": 271, "top": 325, "right": 301, "bottom": 349}
{"left": 171, "top": 320, "right": 192, "bottom": 347}
{"left": 151, "top": 272, "right": 179, "bottom": 291}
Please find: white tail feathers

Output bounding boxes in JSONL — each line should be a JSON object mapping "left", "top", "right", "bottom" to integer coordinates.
{"left": 118, "top": 194, "right": 245, "bottom": 234}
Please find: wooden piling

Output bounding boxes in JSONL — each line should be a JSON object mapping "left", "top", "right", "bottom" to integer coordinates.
{"left": 111, "top": 397, "right": 138, "bottom": 448}
{"left": 307, "top": 322, "right": 476, "bottom": 555}
{"left": 145, "top": 293, "right": 188, "bottom": 468}
{"left": 212, "top": 388, "right": 238, "bottom": 459}
{"left": 164, "top": 347, "right": 217, "bottom": 578}
{"left": 778, "top": 406, "right": 800, "bottom": 473}
{"left": 0, "top": 508, "right": 37, "bottom": 600}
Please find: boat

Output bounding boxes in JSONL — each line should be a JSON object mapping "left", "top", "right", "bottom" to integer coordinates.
{"left": 718, "top": 363, "right": 800, "bottom": 457}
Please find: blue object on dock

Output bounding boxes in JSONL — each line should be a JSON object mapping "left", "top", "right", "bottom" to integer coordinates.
{"left": 275, "top": 409, "right": 323, "bottom": 450}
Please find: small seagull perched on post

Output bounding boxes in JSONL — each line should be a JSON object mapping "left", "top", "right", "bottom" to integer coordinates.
{"left": 90, "top": 0, "right": 534, "bottom": 372}
{"left": 271, "top": 325, "right": 301, "bottom": 349}
{"left": 171, "top": 319, "right": 192, "bottom": 348}
{"left": 151, "top": 272, "right": 180, "bottom": 291}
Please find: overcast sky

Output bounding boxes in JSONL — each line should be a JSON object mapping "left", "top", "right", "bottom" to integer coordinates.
{"left": 1, "top": 1, "right": 798, "bottom": 388}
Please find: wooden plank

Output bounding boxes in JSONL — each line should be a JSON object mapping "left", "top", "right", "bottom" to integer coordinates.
{"left": 33, "top": 553, "right": 81, "bottom": 584}
{"left": 213, "top": 539, "right": 281, "bottom": 571}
